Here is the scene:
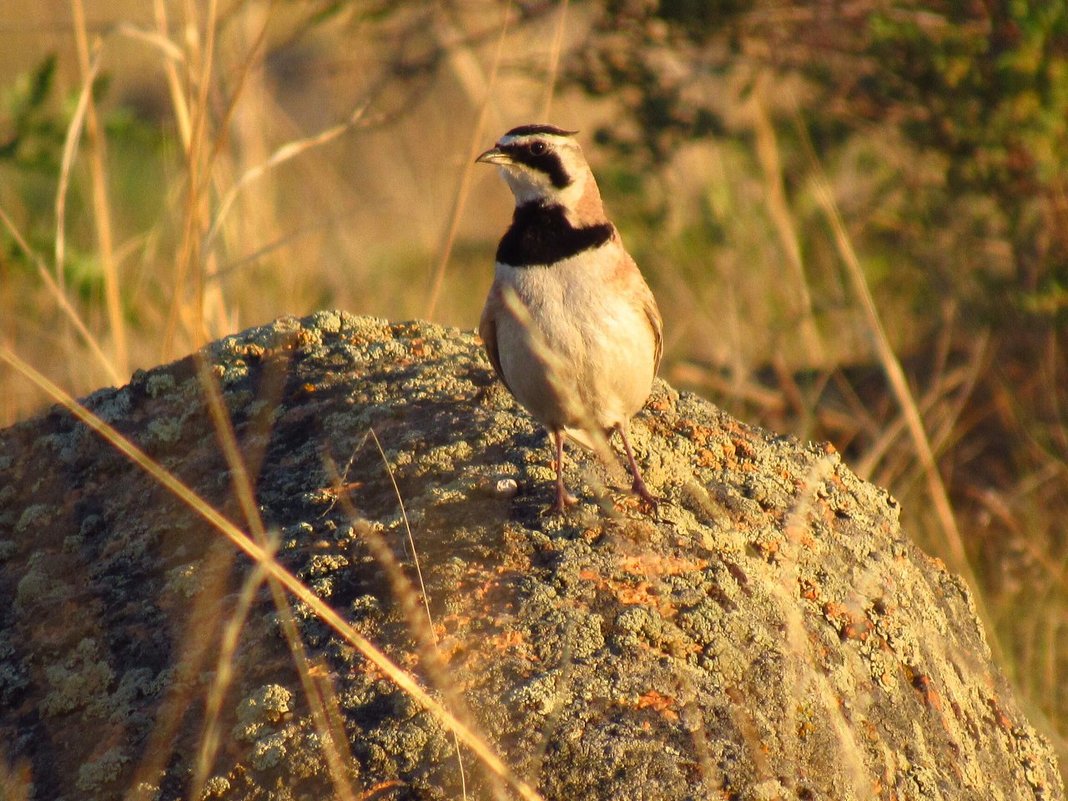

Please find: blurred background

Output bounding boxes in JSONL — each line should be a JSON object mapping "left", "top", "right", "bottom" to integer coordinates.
{"left": 1, "top": 0, "right": 1066, "bottom": 780}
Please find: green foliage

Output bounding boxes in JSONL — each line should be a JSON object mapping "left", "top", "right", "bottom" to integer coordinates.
{"left": 568, "top": 0, "right": 1068, "bottom": 326}
{"left": 861, "top": 2, "right": 1068, "bottom": 316}
{"left": 0, "top": 54, "right": 65, "bottom": 172}
{"left": 0, "top": 55, "right": 167, "bottom": 304}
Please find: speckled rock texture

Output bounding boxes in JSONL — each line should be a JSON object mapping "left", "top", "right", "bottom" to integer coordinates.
{"left": 0, "top": 311, "right": 1061, "bottom": 801}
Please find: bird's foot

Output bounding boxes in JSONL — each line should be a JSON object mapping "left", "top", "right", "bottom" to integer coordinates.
{"left": 630, "top": 476, "right": 660, "bottom": 513}
{"left": 545, "top": 486, "right": 579, "bottom": 516}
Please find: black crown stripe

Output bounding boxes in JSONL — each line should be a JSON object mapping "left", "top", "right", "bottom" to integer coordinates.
{"left": 503, "top": 123, "right": 578, "bottom": 138}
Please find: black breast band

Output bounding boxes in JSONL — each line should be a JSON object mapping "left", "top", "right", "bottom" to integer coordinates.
{"left": 496, "top": 203, "right": 614, "bottom": 267}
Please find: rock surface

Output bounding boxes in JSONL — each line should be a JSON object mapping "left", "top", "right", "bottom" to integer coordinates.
{"left": 0, "top": 311, "right": 1061, "bottom": 801}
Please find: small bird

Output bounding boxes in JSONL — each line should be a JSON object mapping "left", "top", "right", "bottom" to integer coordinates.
{"left": 476, "top": 124, "right": 663, "bottom": 513}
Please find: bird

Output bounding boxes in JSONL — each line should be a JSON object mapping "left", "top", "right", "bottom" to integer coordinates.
{"left": 476, "top": 123, "right": 663, "bottom": 513}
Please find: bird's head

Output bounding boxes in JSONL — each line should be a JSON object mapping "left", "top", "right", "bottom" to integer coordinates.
{"left": 476, "top": 124, "right": 595, "bottom": 210}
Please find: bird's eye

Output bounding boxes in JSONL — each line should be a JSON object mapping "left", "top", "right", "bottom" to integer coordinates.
{"left": 529, "top": 141, "right": 547, "bottom": 155}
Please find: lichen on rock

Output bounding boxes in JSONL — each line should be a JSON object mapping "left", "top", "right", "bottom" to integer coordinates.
{"left": 0, "top": 311, "right": 1061, "bottom": 801}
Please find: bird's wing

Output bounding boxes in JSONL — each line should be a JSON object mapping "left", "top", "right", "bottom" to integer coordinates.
{"left": 643, "top": 283, "right": 663, "bottom": 375}
{"left": 619, "top": 249, "right": 663, "bottom": 375}
{"left": 478, "top": 283, "right": 513, "bottom": 395}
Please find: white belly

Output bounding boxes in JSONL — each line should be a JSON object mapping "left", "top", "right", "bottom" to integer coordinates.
{"left": 493, "top": 246, "right": 656, "bottom": 434}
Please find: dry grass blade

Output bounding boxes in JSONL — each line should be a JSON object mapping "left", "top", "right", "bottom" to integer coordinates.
{"left": 749, "top": 79, "right": 822, "bottom": 360}
{"left": 327, "top": 437, "right": 472, "bottom": 799}
{"left": 70, "top": 0, "right": 127, "bottom": 375}
{"left": 800, "top": 130, "right": 968, "bottom": 569}
{"left": 539, "top": 0, "right": 570, "bottom": 120}
{"left": 151, "top": 0, "right": 192, "bottom": 148}
{"left": 191, "top": 353, "right": 361, "bottom": 801}
{"left": 775, "top": 455, "right": 871, "bottom": 793}
{"left": 811, "top": 175, "right": 966, "bottom": 567}
{"left": 424, "top": 1, "right": 512, "bottom": 320}
{"left": 0, "top": 756, "right": 32, "bottom": 801}
{"left": 0, "top": 205, "right": 122, "bottom": 386}
{"left": 164, "top": 0, "right": 220, "bottom": 352}
{"left": 797, "top": 118, "right": 1007, "bottom": 670}
{"left": 54, "top": 39, "right": 103, "bottom": 291}
{"left": 124, "top": 541, "right": 237, "bottom": 801}
{"left": 115, "top": 21, "right": 187, "bottom": 66}
{"left": 367, "top": 429, "right": 435, "bottom": 640}
{"left": 192, "top": 553, "right": 270, "bottom": 797}
{"left": 0, "top": 347, "right": 543, "bottom": 801}
{"left": 203, "top": 101, "right": 371, "bottom": 254}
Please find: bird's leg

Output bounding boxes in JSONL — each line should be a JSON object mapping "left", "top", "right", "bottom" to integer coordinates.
{"left": 617, "top": 422, "right": 658, "bottom": 509}
{"left": 549, "top": 429, "right": 578, "bottom": 514}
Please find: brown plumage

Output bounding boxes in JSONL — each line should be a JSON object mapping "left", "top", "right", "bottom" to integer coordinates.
{"left": 476, "top": 124, "right": 663, "bottom": 513}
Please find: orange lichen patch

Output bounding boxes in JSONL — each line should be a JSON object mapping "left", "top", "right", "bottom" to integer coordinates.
{"left": 432, "top": 634, "right": 465, "bottom": 666}
{"left": 618, "top": 553, "right": 708, "bottom": 578}
{"left": 458, "top": 627, "right": 538, "bottom": 664}
{"left": 751, "top": 537, "right": 780, "bottom": 561}
{"left": 487, "top": 629, "right": 527, "bottom": 652}
{"left": 695, "top": 447, "right": 718, "bottom": 467}
{"left": 825, "top": 472, "right": 848, "bottom": 492}
{"left": 675, "top": 420, "right": 720, "bottom": 448}
{"left": 841, "top": 619, "right": 872, "bottom": 641}
{"left": 578, "top": 568, "right": 679, "bottom": 618}
{"left": 616, "top": 494, "right": 654, "bottom": 513}
{"left": 448, "top": 562, "right": 525, "bottom": 609}
{"left": 795, "top": 527, "right": 817, "bottom": 549}
{"left": 730, "top": 436, "right": 757, "bottom": 460}
{"left": 822, "top": 601, "right": 871, "bottom": 641}
{"left": 294, "top": 328, "right": 319, "bottom": 349}
{"left": 364, "top": 779, "right": 406, "bottom": 799}
{"left": 646, "top": 394, "right": 673, "bottom": 412}
{"left": 615, "top": 581, "right": 660, "bottom": 607}
{"left": 635, "top": 690, "right": 679, "bottom": 721}
{"left": 798, "top": 578, "right": 820, "bottom": 602}
{"left": 321, "top": 480, "right": 365, "bottom": 500}
{"left": 911, "top": 672, "right": 943, "bottom": 712}
{"left": 986, "top": 698, "right": 1014, "bottom": 731}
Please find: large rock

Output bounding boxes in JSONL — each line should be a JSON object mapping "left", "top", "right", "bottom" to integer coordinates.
{"left": 0, "top": 312, "right": 1061, "bottom": 801}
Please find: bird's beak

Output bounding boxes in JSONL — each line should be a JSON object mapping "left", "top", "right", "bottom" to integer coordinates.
{"left": 475, "top": 146, "right": 512, "bottom": 165}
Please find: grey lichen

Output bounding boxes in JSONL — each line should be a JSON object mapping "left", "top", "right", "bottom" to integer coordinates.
{"left": 41, "top": 637, "right": 114, "bottom": 716}
{"left": 234, "top": 683, "right": 294, "bottom": 742}
{"left": 76, "top": 747, "right": 130, "bottom": 792}
{"left": 0, "top": 312, "right": 1061, "bottom": 801}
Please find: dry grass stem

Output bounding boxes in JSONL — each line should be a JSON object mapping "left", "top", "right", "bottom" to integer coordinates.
{"left": 194, "top": 352, "right": 361, "bottom": 800}
{"left": 191, "top": 552, "right": 271, "bottom": 798}
{"left": 424, "top": 2, "right": 512, "bottom": 320}
{"left": 0, "top": 205, "right": 122, "bottom": 385}
{"left": 70, "top": 0, "right": 127, "bottom": 375}
{"left": 750, "top": 77, "right": 822, "bottom": 362}
{"left": 367, "top": 429, "right": 470, "bottom": 798}
{"left": 800, "top": 125, "right": 969, "bottom": 571}
{"left": 204, "top": 101, "right": 371, "bottom": 254}
{"left": 0, "top": 754, "right": 33, "bottom": 801}
{"left": 151, "top": 0, "right": 192, "bottom": 147}
{"left": 539, "top": 0, "right": 570, "bottom": 120}
{"left": 325, "top": 441, "right": 473, "bottom": 799}
{"left": 53, "top": 39, "right": 102, "bottom": 291}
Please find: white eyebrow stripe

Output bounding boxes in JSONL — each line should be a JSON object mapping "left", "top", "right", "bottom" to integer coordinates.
{"left": 498, "top": 133, "right": 572, "bottom": 146}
